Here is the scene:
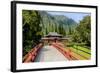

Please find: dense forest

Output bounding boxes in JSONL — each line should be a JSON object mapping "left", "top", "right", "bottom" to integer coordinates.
{"left": 71, "top": 16, "right": 91, "bottom": 46}
{"left": 22, "top": 10, "right": 42, "bottom": 56}
{"left": 39, "top": 11, "right": 77, "bottom": 36}
{"left": 22, "top": 10, "right": 91, "bottom": 56}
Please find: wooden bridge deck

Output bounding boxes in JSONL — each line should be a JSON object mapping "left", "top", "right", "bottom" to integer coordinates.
{"left": 23, "top": 42, "right": 89, "bottom": 63}
{"left": 34, "top": 45, "right": 68, "bottom": 62}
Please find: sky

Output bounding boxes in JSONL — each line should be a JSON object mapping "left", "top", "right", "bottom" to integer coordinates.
{"left": 47, "top": 11, "right": 91, "bottom": 23}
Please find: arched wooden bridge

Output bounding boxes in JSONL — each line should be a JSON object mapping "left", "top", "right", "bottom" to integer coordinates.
{"left": 23, "top": 42, "right": 90, "bottom": 63}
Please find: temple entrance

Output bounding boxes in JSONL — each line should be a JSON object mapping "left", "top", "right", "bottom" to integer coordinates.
{"left": 41, "top": 32, "right": 68, "bottom": 45}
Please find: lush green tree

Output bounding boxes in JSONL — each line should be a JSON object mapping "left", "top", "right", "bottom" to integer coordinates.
{"left": 22, "top": 10, "right": 42, "bottom": 56}
{"left": 58, "top": 24, "right": 66, "bottom": 36}
{"left": 72, "top": 16, "right": 91, "bottom": 46}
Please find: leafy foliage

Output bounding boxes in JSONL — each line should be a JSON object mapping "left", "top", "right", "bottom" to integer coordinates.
{"left": 72, "top": 16, "right": 91, "bottom": 47}
{"left": 23, "top": 10, "right": 42, "bottom": 56}
{"left": 22, "top": 10, "right": 91, "bottom": 57}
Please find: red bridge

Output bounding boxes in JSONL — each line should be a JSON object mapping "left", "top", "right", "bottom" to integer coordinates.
{"left": 23, "top": 32, "right": 89, "bottom": 63}
{"left": 23, "top": 42, "right": 83, "bottom": 63}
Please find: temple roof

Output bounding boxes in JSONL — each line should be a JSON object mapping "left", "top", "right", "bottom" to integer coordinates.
{"left": 45, "top": 32, "right": 62, "bottom": 37}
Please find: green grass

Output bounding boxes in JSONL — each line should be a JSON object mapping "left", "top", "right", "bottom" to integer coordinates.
{"left": 69, "top": 45, "right": 91, "bottom": 59}
{"left": 62, "top": 42, "right": 91, "bottom": 59}
{"left": 73, "top": 45, "right": 91, "bottom": 54}
{"left": 70, "top": 47, "right": 91, "bottom": 59}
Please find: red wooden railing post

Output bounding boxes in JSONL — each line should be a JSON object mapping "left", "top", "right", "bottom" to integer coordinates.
{"left": 23, "top": 43, "right": 43, "bottom": 63}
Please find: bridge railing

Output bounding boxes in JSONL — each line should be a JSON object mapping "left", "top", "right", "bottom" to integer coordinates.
{"left": 52, "top": 43, "right": 79, "bottom": 60}
{"left": 23, "top": 43, "right": 43, "bottom": 63}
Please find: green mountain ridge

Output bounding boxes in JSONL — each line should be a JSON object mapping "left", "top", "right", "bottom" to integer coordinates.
{"left": 39, "top": 11, "right": 78, "bottom": 36}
